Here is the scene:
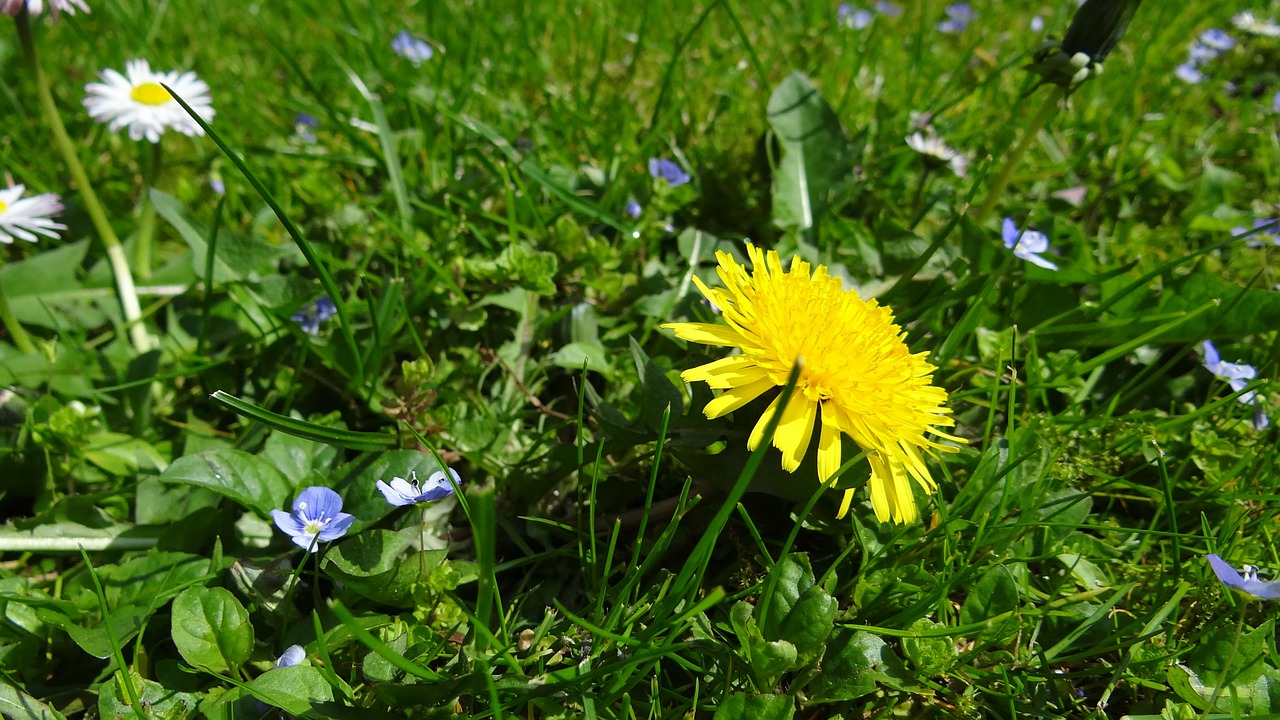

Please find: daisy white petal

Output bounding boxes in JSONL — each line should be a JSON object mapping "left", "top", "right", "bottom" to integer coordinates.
{"left": 83, "top": 59, "right": 215, "bottom": 144}
{"left": 0, "top": 184, "right": 66, "bottom": 244}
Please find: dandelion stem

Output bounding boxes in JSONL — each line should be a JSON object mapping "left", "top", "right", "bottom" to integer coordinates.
{"left": 133, "top": 141, "right": 164, "bottom": 281}
{"left": 0, "top": 275, "right": 37, "bottom": 354}
{"left": 14, "top": 11, "right": 153, "bottom": 353}
{"left": 974, "top": 85, "right": 1065, "bottom": 225}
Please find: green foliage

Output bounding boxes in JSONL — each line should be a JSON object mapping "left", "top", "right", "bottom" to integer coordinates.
{"left": 1, "top": 0, "right": 1278, "bottom": 717}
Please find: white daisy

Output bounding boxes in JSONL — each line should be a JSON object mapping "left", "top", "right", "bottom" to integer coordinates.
{"left": 906, "top": 130, "right": 969, "bottom": 177}
{"left": 83, "top": 59, "right": 215, "bottom": 143}
{"left": 1, "top": 0, "right": 88, "bottom": 16}
{"left": 1233, "top": 11, "right": 1280, "bottom": 38}
{"left": 0, "top": 185, "right": 65, "bottom": 244}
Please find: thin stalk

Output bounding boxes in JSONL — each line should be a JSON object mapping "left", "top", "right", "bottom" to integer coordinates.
{"left": 14, "top": 11, "right": 153, "bottom": 352}
{"left": 0, "top": 274, "right": 37, "bottom": 354}
{"left": 133, "top": 141, "right": 164, "bottom": 280}
{"left": 974, "top": 85, "right": 1065, "bottom": 225}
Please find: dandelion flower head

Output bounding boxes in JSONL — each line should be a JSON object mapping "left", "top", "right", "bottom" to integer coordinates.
{"left": 83, "top": 59, "right": 214, "bottom": 143}
{"left": 663, "top": 244, "right": 962, "bottom": 523}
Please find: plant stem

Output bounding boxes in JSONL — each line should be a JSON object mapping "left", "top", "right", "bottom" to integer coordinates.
{"left": 0, "top": 274, "right": 37, "bottom": 354}
{"left": 974, "top": 85, "right": 1065, "bottom": 225}
{"left": 133, "top": 141, "right": 163, "bottom": 281}
{"left": 14, "top": 11, "right": 153, "bottom": 353}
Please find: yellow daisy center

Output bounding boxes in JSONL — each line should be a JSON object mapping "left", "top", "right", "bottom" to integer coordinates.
{"left": 0, "top": 200, "right": 8, "bottom": 213}
{"left": 130, "top": 82, "right": 172, "bottom": 106}
{"left": 662, "top": 244, "right": 964, "bottom": 524}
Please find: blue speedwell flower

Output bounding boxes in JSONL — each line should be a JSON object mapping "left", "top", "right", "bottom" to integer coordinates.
{"left": 1174, "top": 62, "right": 1205, "bottom": 84}
{"left": 648, "top": 158, "right": 690, "bottom": 187}
{"left": 624, "top": 200, "right": 643, "bottom": 219}
{"left": 837, "top": 4, "right": 873, "bottom": 29}
{"left": 294, "top": 113, "right": 319, "bottom": 144}
{"left": 1002, "top": 218, "right": 1059, "bottom": 270}
{"left": 1202, "top": 340, "right": 1269, "bottom": 430}
{"left": 376, "top": 468, "right": 461, "bottom": 507}
{"left": 392, "top": 30, "right": 434, "bottom": 65}
{"left": 937, "top": 3, "right": 973, "bottom": 33}
{"left": 1205, "top": 554, "right": 1280, "bottom": 599}
{"left": 275, "top": 645, "right": 306, "bottom": 668}
{"left": 292, "top": 296, "right": 337, "bottom": 336}
{"left": 271, "top": 486, "right": 355, "bottom": 551}
{"left": 1232, "top": 219, "right": 1280, "bottom": 248}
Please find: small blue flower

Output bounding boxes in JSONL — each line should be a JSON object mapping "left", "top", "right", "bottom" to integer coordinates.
{"left": 376, "top": 468, "right": 461, "bottom": 506}
{"left": 937, "top": 3, "right": 973, "bottom": 33}
{"left": 1204, "top": 554, "right": 1280, "bottom": 599}
{"left": 271, "top": 486, "right": 356, "bottom": 552}
{"left": 624, "top": 200, "right": 643, "bottom": 219}
{"left": 276, "top": 645, "right": 306, "bottom": 668}
{"left": 294, "top": 113, "right": 319, "bottom": 144}
{"left": 292, "top": 296, "right": 337, "bottom": 336}
{"left": 1199, "top": 28, "right": 1235, "bottom": 52}
{"left": 1030, "top": 15, "right": 1044, "bottom": 33}
{"left": 1232, "top": 219, "right": 1280, "bottom": 247}
{"left": 648, "top": 158, "right": 690, "bottom": 187}
{"left": 874, "top": 1, "right": 901, "bottom": 16}
{"left": 1001, "top": 218, "right": 1059, "bottom": 270}
{"left": 1174, "top": 62, "right": 1204, "bottom": 84}
{"left": 210, "top": 178, "right": 225, "bottom": 196}
{"left": 1186, "top": 42, "right": 1218, "bottom": 64}
{"left": 1273, "top": 90, "right": 1280, "bottom": 114}
{"left": 1201, "top": 340, "right": 1269, "bottom": 430}
{"left": 1202, "top": 340, "right": 1259, "bottom": 403}
{"left": 838, "top": 4, "right": 873, "bottom": 29}
{"left": 392, "top": 30, "right": 434, "bottom": 66}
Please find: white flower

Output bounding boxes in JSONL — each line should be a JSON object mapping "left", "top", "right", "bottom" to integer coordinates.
{"left": 1, "top": 0, "right": 88, "bottom": 16}
{"left": 0, "top": 185, "right": 65, "bottom": 244}
{"left": 83, "top": 59, "right": 215, "bottom": 143}
{"left": 906, "top": 130, "right": 968, "bottom": 177}
{"left": 1232, "top": 11, "right": 1280, "bottom": 38}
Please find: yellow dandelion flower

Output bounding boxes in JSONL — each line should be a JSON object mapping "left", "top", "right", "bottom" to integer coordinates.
{"left": 662, "top": 244, "right": 963, "bottom": 524}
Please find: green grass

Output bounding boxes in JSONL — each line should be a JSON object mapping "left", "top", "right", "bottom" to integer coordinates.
{"left": 1, "top": 0, "right": 1279, "bottom": 718}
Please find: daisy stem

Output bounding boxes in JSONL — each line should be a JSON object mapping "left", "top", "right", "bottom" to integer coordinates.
{"left": 133, "top": 141, "right": 164, "bottom": 281}
{"left": 973, "top": 85, "right": 1065, "bottom": 226}
{"left": 0, "top": 275, "right": 37, "bottom": 354}
{"left": 14, "top": 11, "right": 153, "bottom": 353}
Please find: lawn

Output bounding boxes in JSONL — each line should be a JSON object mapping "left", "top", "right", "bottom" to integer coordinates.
{"left": 1, "top": 0, "right": 1279, "bottom": 718}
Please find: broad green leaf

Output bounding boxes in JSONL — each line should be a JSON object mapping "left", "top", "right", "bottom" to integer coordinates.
{"left": 743, "top": 635, "right": 798, "bottom": 687}
{"left": 630, "top": 337, "right": 682, "bottom": 432}
{"left": 959, "top": 565, "right": 1021, "bottom": 644}
{"left": 0, "top": 240, "right": 108, "bottom": 330}
{"left": 1184, "top": 618, "right": 1272, "bottom": 689}
{"left": 766, "top": 72, "right": 852, "bottom": 231}
{"left": 97, "top": 552, "right": 214, "bottom": 609}
{"left": 758, "top": 553, "right": 836, "bottom": 662}
{"left": 151, "top": 189, "right": 296, "bottom": 283}
{"left": 245, "top": 665, "right": 335, "bottom": 716}
{"left": 157, "top": 449, "right": 292, "bottom": 516}
{"left": 260, "top": 418, "right": 342, "bottom": 485}
{"left": 0, "top": 683, "right": 65, "bottom": 720}
{"left": 712, "top": 692, "right": 795, "bottom": 720}
{"left": 61, "top": 604, "right": 148, "bottom": 659}
{"left": 170, "top": 587, "right": 253, "bottom": 674}
{"left": 808, "top": 628, "right": 919, "bottom": 703}
{"left": 99, "top": 670, "right": 199, "bottom": 720}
